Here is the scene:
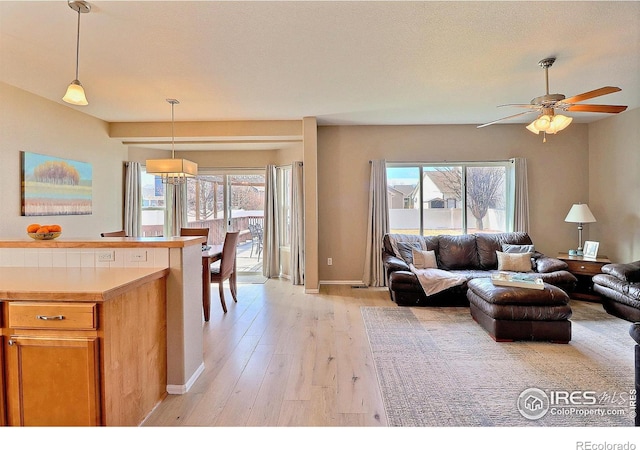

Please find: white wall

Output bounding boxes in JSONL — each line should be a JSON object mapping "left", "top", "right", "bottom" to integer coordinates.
{"left": 0, "top": 83, "right": 127, "bottom": 238}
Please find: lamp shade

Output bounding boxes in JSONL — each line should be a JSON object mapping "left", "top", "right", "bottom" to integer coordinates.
{"left": 63, "top": 80, "right": 88, "bottom": 105}
{"left": 548, "top": 114, "right": 572, "bottom": 134}
{"left": 526, "top": 121, "right": 540, "bottom": 134}
{"left": 146, "top": 158, "right": 198, "bottom": 179}
{"left": 564, "top": 204, "right": 596, "bottom": 223}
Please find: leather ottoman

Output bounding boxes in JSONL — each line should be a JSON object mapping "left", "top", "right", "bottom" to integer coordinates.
{"left": 467, "top": 278, "right": 572, "bottom": 343}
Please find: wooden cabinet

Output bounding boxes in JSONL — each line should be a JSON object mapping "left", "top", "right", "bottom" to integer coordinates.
{"left": 4, "top": 302, "right": 100, "bottom": 426}
{"left": 5, "top": 335, "right": 100, "bottom": 426}
{"left": 0, "top": 270, "right": 168, "bottom": 426}
{"left": 558, "top": 253, "right": 612, "bottom": 302}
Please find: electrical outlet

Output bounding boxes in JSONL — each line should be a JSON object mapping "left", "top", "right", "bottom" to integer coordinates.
{"left": 97, "top": 251, "right": 115, "bottom": 262}
{"left": 130, "top": 250, "right": 147, "bottom": 262}
{"left": 327, "top": 257, "right": 333, "bottom": 266}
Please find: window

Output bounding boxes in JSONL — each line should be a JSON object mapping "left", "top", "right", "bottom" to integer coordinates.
{"left": 387, "top": 161, "right": 513, "bottom": 236}
{"left": 141, "top": 168, "right": 165, "bottom": 236}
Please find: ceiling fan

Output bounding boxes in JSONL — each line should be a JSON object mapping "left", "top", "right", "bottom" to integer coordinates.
{"left": 478, "top": 57, "right": 628, "bottom": 140}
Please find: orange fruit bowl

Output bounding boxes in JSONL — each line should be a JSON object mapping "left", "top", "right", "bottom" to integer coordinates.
{"left": 28, "top": 232, "right": 62, "bottom": 240}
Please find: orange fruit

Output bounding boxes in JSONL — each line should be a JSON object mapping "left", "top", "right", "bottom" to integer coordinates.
{"left": 36, "top": 226, "right": 50, "bottom": 233}
{"left": 49, "top": 225, "right": 62, "bottom": 232}
{"left": 27, "top": 223, "right": 40, "bottom": 233}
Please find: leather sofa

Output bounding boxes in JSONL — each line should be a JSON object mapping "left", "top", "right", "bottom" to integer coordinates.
{"left": 592, "top": 260, "right": 640, "bottom": 322}
{"left": 383, "top": 232, "right": 577, "bottom": 306}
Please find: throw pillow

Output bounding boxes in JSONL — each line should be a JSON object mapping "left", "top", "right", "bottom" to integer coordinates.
{"left": 501, "top": 244, "right": 535, "bottom": 254}
{"left": 496, "top": 251, "right": 533, "bottom": 272}
{"left": 536, "top": 256, "right": 568, "bottom": 273}
{"left": 412, "top": 249, "right": 437, "bottom": 269}
{"left": 396, "top": 242, "right": 422, "bottom": 265}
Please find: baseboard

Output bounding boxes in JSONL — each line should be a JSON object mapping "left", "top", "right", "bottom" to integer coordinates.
{"left": 166, "top": 362, "right": 205, "bottom": 395}
{"left": 319, "top": 280, "right": 366, "bottom": 286}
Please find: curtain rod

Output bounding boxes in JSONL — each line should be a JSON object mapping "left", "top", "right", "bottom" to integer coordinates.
{"left": 370, "top": 159, "right": 515, "bottom": 164}
{"left": 276, "top": 162, "right": 303, "bottom": 169}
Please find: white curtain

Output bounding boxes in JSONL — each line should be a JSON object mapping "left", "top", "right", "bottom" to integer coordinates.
{"left": 513, "top": 157, "right": 530, "bottom": 233}
{"left": 124, "top": 162, "right": 142, "bottom": 237}
{"left": 262, "top": 165, "right": 280, "bottom": 278}
{"left": 290, "top": 162, "right": 305, "bottom": 285}
{"left": 164, "top": 182, "right": 188, "bottom": 237}
{"left": 362, "top": 159, "right": 390, "bottom": 287}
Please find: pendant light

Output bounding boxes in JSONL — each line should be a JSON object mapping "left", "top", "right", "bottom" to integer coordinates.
{"left": 145, "top": 99, "right": 198, "bottom": 184}
{"left": 62, "top": 1, "right": 91, "bottom": 106}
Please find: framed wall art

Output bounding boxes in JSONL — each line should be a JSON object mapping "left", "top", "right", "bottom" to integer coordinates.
{"left": 21, "top": 151, "right": 92, "bottom": 216}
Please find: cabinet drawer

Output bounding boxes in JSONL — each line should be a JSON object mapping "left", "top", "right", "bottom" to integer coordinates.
{"left": 8, "top": 303, "right": 97, "bottom": 330}
{"left": 564, "top": 260, "right": 604, "bottom": 276}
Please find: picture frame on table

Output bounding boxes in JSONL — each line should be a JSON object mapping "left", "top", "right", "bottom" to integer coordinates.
{"left": 583, "top": 241, "right": 599, "bottom": 259}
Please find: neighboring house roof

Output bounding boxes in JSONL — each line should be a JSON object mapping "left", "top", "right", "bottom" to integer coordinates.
{"left": 391, "top": 185, "right": 415, "bottom": 196}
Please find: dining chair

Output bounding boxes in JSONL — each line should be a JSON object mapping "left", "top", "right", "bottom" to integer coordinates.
{"left": 100, "top": 230, "right": 126, "bottom": 237}
{"left": 180, "top": 227, "right": 209, "bottom": 245}
{"left": 248, "top": 223, "right": 263, "bottom": 261}
{"left": 210, "top": 231, "right": 240, "bottom": 314}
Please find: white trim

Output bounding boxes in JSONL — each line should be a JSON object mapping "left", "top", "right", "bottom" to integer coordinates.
{"left": 319, "top": 280, "right": 366, "bottom": 286}
{"left": 166, "top": 362, "right": 205, "bottom": 395}
{"left": 304, "top": 287, "right": 320, "bottom": 294}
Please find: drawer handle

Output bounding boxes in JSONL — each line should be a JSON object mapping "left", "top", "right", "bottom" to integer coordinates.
{"left": 580, "top": 266, "right": 586, "bottom": 269}
{"left": 8, "top": 339, "right": 15, "bottom": 346}
{"left": 36, "top": 315, "right": 65, "bottom": 321}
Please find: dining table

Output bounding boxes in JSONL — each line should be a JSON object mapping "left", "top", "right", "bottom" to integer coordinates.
{"left": 202, "top": 245, "right": 222, "bottom": 322}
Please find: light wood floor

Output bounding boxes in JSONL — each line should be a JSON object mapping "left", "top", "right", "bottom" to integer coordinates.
{"left": 142, "top": 280, "right": 393, "bottom": 427}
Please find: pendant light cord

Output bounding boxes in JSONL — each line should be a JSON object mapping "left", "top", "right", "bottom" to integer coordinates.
{"left": 170, "top": 100, "right": 176, "bottom": 159}
{"left": 75, "top": 7, "right": 81, "bottom": 80}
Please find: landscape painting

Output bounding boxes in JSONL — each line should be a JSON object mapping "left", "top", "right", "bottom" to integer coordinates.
{"left": 21, "top": 151, "right": 92, "bottom": 216}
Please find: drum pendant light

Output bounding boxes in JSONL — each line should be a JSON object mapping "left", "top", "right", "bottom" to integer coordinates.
{"left": 146, "top": 99, "right": 198, "bottom": 184}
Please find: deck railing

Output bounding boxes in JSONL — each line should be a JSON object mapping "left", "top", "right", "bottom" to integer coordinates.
{"left": 141, "top": 215, "right": 264, "bottom": 245}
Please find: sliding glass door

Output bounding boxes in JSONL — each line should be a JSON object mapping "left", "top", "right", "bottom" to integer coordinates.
{"left": 187, "top": 170, "right": 265, "bottom": 274}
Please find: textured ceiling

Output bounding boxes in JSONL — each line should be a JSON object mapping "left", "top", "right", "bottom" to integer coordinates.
{"left": 1, "top": 1, "right": 639, "bottom": 128}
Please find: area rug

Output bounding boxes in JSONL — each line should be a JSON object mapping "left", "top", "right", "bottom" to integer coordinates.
{"left": 361, "top": 302, "right": 636, "bottom": 426}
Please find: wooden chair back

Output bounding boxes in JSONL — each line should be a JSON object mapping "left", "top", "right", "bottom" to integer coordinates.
{"left": 180, "top": 227, "right": 209, "bottom": 244}
{"left": 219, "top": 231, "right": 240, "bottom": 279}
{"left": 101, "top": 230, "right": 126, "bottom": 237}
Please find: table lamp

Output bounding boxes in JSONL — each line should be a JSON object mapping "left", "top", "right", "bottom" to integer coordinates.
{"left": 564, "top": 203, "right": 596, "bottom": 255}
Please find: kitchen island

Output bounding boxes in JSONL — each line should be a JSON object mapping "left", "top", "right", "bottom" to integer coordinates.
{"left": 0, "top": 266, "right": 169, "bottom": 426}
{"left": 0, "top": 236, "right": 205, "bottom": 425}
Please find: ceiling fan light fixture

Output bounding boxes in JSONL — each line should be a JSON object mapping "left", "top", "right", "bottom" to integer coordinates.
{"left": 533, "top": 114, "right": 551, "bottom": 131}
{"left": 480, "top": 57, "right": 627, "bottom": 140}
{"left": 549, "top": 114, "right": 573, "bottom": 133}
{"left": 526, "top": 121, "right": 540, "bottom": 134}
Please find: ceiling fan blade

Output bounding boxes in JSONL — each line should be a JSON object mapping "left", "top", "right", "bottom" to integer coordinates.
{"left": 477, "top": 110, "right": 537, "bottom": 128}
{"left": 562, "top": 86, "right": 621, "bottom": 105}
{"left": 497, "top": 103, "right": 540, "bottom": 109}
{"left": 566, "top": 104, "right": 628, "bottom": 113}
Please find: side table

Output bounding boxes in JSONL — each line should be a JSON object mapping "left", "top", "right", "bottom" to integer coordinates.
{"left": 557, "top": 253, "right": 611, "bottom": 302}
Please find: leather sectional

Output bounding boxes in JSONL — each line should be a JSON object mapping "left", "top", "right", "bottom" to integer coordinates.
{"left": 382, "top": 232, "right": 577, "bottom": 306}
{"left": 593, "top": 260, "right": 640, "bottom": 322}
